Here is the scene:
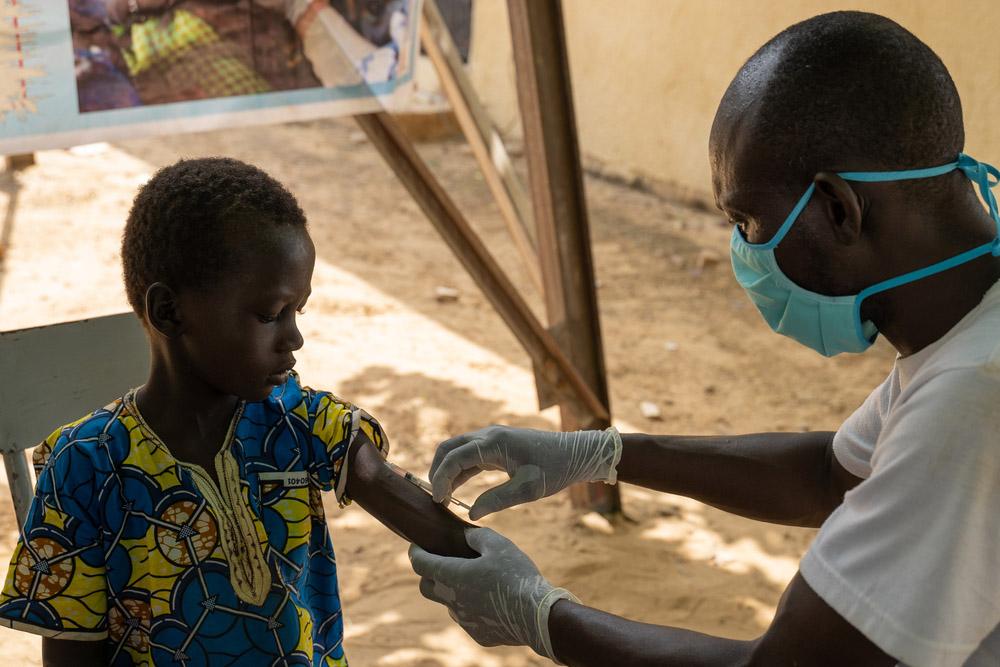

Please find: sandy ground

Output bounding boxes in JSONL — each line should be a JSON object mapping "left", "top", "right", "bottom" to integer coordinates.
{"left": 0, "top": 118, "right": 895, "bottom": 665}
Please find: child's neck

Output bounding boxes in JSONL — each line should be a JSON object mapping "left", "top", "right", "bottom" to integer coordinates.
{"left": 136, "top": 363, "right": 241, "bottom": 481}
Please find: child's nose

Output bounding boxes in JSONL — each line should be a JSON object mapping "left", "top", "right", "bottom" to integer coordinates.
{"left": 282, "top": 320, "right": 304, "bottom": 352}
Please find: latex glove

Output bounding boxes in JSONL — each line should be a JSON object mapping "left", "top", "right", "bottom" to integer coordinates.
{"left": 430, "top": 425, "right": 622, "bottom": 520}
{"left": 409, "top": 526, "right": 578, "bottom": 663}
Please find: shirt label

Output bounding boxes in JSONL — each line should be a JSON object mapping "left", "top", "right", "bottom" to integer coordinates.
{"left": 258, "top": 471, "right": 309, "bottom": 488}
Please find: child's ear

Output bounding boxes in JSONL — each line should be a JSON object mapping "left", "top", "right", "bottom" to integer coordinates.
{"left": 145, "top": 282, "right": 183, "bottom": 338}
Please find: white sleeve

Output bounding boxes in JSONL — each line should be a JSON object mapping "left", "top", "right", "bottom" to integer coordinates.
{"left": 801, "top": 367, "right": 1000, "bottom": 667}
{"left": 832, "top": 368, "right": 898, "bottom": 479}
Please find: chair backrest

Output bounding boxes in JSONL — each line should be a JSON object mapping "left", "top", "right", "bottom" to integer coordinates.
{"left": 0, "top": 312, "right": 149, "bottom": 529}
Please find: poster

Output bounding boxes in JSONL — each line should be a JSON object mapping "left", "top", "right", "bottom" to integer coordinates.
{"left": 0, "top": 0, "right": 421, "bottom": 153}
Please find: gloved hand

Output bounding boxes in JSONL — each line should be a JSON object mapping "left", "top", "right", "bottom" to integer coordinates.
{"left": 409, "top": 526, "right": 578, "bottom": 663}
{"left": 430, "top": 426, "right": 622, "bottom": 520}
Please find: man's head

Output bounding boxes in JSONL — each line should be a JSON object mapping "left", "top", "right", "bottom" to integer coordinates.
{"left": 710, "top": 11, "right": 978, "bottom": 301}
{"left": 122, "top": 157, "right": 315, "bottom": 401}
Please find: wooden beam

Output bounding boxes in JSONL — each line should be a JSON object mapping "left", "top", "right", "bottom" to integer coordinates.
{"left": 4, "top": 154, "right": 35, "bottom": 171}
{"left": 507, "top": 0, "right": 619, "bottom": 514}
{"left": 354, "top": 112, "right": 609, "bottom": 424}
{"left": 420, "top": 0, "right": 542, "bottom": 294}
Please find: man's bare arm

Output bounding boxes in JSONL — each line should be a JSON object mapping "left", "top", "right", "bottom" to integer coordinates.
{"left": 549, "top": 572, "right": 894, "bottom": 667}
{"left": 617, "top": 431, "right": 863, "bottom": 527}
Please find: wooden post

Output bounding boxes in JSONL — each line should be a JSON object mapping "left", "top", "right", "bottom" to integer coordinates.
{"left": 507, "top": 0, "right": 619, "bottom": 514}
{"left": 4, "top": 154, "right": 35, "bottom": 171}
{"left": 420, "top": 0, "right": 542, "bottom": 293}
{"left": 355, "top": 112, "right": 609, "bottom": 424}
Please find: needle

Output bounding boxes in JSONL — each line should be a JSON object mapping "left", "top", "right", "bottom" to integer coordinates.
{"left": 385, "top": 461, "right": 473, "bottom": 511}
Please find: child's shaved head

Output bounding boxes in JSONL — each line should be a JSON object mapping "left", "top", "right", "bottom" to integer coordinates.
{"left": 122, "top": 157, "right": 307, "bottom": 317}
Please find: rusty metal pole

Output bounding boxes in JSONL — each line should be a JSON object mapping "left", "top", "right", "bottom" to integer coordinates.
{"left": 421, "top": 0, "right": 542, "bottom": 294}
{"left": 354, "top": 112, "right": 610, "bottom": 425}
{"left": 507, "top": 0, "right": 619, "bottom": 514}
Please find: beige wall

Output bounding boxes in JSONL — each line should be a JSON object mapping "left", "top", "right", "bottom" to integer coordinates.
{"left": 467, "top": 0, "right": 1000, "bottom": 202}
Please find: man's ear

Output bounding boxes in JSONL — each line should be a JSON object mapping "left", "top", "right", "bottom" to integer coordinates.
{"left": 144, "top": 282, "right": 184, "bottom": 338}
{"left": 814, "top": 172, "right": 864, "bottom": 245}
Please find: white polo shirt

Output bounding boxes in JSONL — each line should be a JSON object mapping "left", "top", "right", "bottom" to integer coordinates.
{"left": 800, "top": 279, "right": 1000, "bottom": 667}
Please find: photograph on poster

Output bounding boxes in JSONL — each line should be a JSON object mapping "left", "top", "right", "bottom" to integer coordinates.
{"left": 69, "top": 0, "right": 412, "bottom": 112}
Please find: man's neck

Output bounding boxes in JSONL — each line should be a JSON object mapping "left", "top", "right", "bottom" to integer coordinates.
{"left": 874, "top": 253, "right": 1000, "bottom": 357}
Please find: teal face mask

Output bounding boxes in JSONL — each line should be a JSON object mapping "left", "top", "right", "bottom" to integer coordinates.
{"left": 730, "top": 153, "right": 1000, "bottom": 356}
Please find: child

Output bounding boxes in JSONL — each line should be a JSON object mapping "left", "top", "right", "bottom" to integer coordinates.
{"left": 0, "top": 158, "right": 474, "bottom": 666}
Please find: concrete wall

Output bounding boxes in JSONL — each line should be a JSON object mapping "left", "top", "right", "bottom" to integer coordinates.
{"left": 467, "top": 0, "right": 1000, "bottom": 203}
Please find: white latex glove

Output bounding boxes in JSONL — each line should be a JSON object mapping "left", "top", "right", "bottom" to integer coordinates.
{"left": 409, "top": 526, "right": 578, "bottom": 663}
{"left": 430, "top": 426, "right": 623, "bottom": 520}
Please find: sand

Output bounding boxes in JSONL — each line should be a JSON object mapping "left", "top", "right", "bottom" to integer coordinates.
{"left": 0, "top": 118, "right": 895, "bottom": 665}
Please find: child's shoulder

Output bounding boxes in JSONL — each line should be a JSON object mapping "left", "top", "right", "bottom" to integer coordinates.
{"left": 269, "top": 372, "right": 361, "bottom": 415}
{"left": 33, "top": 396, "right": 127, "bottom": 474}
{"left": 270, "top": 373, "right": 383, "bottom": 438}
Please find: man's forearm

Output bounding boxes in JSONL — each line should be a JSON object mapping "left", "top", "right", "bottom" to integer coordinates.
{"left": 549, "top": 599, "right": 751, "bottom": 667}
{"left": 617, "top": 431, "right": 853, "bottom": 527}
{"left": 347, "top": 438, "right": 477, "bottom": 558}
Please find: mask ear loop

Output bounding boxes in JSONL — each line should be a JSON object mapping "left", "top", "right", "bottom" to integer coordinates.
{"left": 748, "top": 159, "right": 965, "bottom": 251}
{"left": 957, "top": 154, "right": 1000, "bottom": 255}
{"left": 842, "top": 154, "right": 1000, "bottom": 343}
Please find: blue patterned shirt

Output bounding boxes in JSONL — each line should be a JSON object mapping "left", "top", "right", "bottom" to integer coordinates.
{"left": 0, "top": 372, "right": 386, "bottom": 665}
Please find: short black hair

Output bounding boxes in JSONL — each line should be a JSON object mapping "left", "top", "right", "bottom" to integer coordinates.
{"left": 122, "top": 157, "right": 307, "bottom": 317}
{"left": 720, "top": 11, "right": 963, "bottom": 187}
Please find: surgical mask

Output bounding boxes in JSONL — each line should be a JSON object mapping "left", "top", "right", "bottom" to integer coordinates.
{"left": 730, "top": 153, "right": 1000, "bottom": 356}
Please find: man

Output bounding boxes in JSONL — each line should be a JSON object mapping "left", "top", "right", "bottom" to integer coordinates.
{"left": 408, "top": 11, "right": 1000, "bottom": 667}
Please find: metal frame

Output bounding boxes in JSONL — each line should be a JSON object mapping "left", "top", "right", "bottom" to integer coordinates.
{"left": 355, "top": 112, "right": 609, "bottom": 424}
{"left": 416, "top": 0, "right": 617, "bottom": 512}
{"left": 506, "top": 0, "right": 617, "bottom": 512}
{"left": 420, "top": 0, "right": 542, "bottom": 293}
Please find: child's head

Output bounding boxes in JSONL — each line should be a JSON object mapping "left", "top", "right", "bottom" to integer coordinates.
{"left": 122, "top": 157, "right": 315, "bottom": 401}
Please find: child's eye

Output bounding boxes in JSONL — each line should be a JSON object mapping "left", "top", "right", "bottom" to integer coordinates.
{"left": 257, "top": 314, "right": 279, "bottom": 324}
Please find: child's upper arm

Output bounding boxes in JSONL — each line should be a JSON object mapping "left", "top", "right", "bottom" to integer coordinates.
{"left": 306, "top": 390, "right": 389, "bottom": 506}
{"left": 42, "top": 636, "right": 109, "bottom": 665}
{"left": 0, "top": 426, "right": 109, "bottom": 641}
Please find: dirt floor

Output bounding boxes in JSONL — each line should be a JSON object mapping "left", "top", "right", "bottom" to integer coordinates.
{"left": 0, "top": 118, "right": 896, "bottom": 665}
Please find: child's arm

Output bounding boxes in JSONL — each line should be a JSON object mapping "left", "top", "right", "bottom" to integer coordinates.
{"left": 345, "top": 434, "right": 477, "bottom": 558}
{"left": 41, "top": 637, "right": 108, "bottom": 666}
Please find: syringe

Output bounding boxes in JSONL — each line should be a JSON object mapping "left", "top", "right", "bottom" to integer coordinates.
{"left": 385, "top": 461, "right": 473, "bottom": 511}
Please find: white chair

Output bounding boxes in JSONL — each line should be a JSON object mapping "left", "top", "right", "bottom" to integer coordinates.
{"left": 0, "top": 312, "right": 148, "bottom": 530}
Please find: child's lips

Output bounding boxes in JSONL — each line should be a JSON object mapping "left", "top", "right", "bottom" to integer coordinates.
{"left": 267, "top": 370, "right": 290, "bottom": 385}
{"left": 267, "top": 362, "right": 295, "bottom": 384}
